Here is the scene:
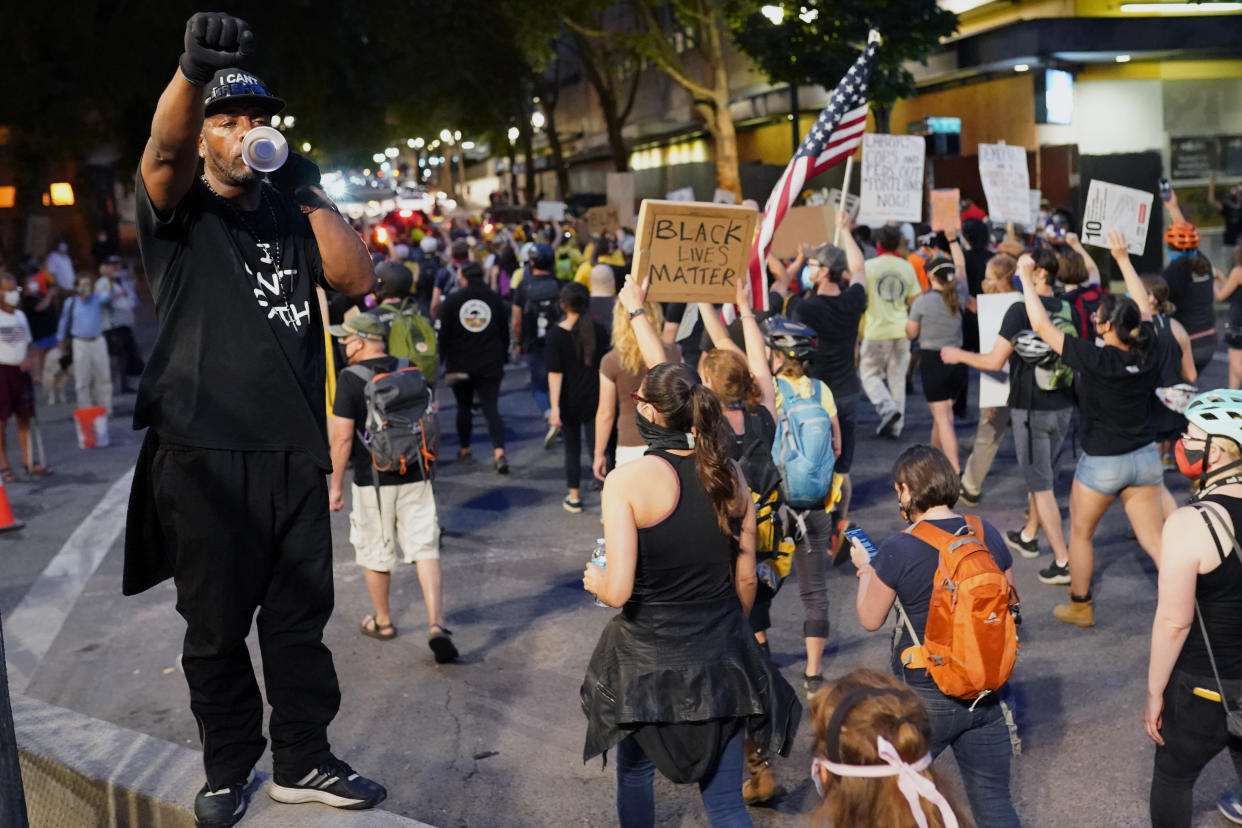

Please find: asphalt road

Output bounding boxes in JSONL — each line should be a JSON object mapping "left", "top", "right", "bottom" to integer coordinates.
{"left": 3, "top": 319, "right": 1239, "bottom": 827}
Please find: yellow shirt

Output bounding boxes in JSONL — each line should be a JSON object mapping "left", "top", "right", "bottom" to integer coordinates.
{"left": 773, "top": 374, "right": 837, "bottom": 417}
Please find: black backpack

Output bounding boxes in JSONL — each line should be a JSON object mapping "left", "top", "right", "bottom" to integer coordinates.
{"left": 346, "top": 359, "right": 440, "bottom": 492}
{"left": 735, "top": 406, "right": 792, "bottom": 593}
{"left": 523, "top": 276, "right": 562, "bottom": 345}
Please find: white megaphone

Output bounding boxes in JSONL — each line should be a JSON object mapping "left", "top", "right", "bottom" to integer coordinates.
{"left": 241, "top": 126, "right": 289, "bottom": 173}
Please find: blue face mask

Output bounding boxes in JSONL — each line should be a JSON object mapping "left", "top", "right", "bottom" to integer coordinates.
{"left": 799, "top": 265, "right": 814, "bottom": 292}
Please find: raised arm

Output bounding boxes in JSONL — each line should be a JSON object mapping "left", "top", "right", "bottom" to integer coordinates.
{"left": 945, "top": 227, "right": 967, "bottom": 283}
{"left": 1017, "top": 254, "right": 1065, "bottom": 354}
{"left": 142, "top": 13, "right": 255, "bottom": 214}
{"left": 618, "top": 276, "right": 668, "bottom": 369}
{"left": 1209, "top": 177, "right": 1222, "bottom": 211}
{"left": 1107, "top": 229, "right": 1152, "bottom": 322}
{"left": 1065, "top": 232, "right": 1100, "bottom": 286}
{"left": 696, "top": 302, "right": 743, "bottom": 356}
{"left": 1163, "top": 187, "right": 1188, "bottom": 226}
{"left": 735, "top": 275, "right": 776, "bottom": 418}
{"left": 835, "top": 210, "right": 866, "bottom": 286}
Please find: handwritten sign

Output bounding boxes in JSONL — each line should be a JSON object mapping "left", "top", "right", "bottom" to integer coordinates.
{"left": 536, "top": 200, "right": 565, "bottom": 222}
{"left": 859, "top": 134, "right": 925, "bottom": 223}
{"left": 978, "top": 143, "right": 1032, "bottom": 226}
{"left": 770, "top": 205, "right": 830, "bottom": 259}
{"left": 1081, "top": 179, "right": 1154, "bottom": 256}
{"left": 584, "top": 204, "right": 620, "bottom": 236}
{"left": 632, "top": 200, "right": 759, "bottom": 303}
{"left": 606, "top": 172, "right": 635, "bottom": 227}
{"left": 930, "top": 189, "right": 961, "bottom": 232}
{"left": 828, "top": 188, "right": 861, "bottom": 218}
{"left": 713, "top": 188, "right": 738, "bottom": 205}
{"left": 666, "top": 186, "right": 696, "bottom": 202}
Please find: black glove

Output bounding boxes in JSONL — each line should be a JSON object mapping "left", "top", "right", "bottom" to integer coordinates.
{"left": 268, "top": 153, "right": 334, "bottom": 213}
{"left": 179, "top": 12, "right": 256, "bottom": 85}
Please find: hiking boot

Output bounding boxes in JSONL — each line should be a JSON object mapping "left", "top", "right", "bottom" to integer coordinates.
{"left": 562, "top": 497, "right": 583, "bottom": 514}
{"left": 831, "top": 519, "right": 854, "bottom": 566}
{"left": 742, "top": 743, "right": 782, "bottom": 806}
{"left": 544, "top": 423, "right": 560, "bottom": 450}
{"left": 875, "top": 411, "right": 900, "bottom": 438}
{"left": 1219, "top": 792, "right": 1242, "bottom": 825}
{"left": 1053, "top": 595, "right": 1094, "bottom": 627}
{"left": 803, "top": 673, "right": 825, "bottom": 700}
{"left": 1037, "top": 560, "right": 1071, "bottom": 585}
{"left": 1005, "top": 529, "right": 1040, "bottom": 559}
{"left": 268, "top": 757, "right": 386, "bottom": 810}
{"left": 959, "top": 486, "right": 981, "bottom": 507}
{"left": 194, "top": 769, "right": 256, "bottom": 828}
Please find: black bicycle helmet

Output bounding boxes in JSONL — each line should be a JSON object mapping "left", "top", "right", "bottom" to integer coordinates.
{"left": 762, "top": 316, "right": 817, "bottom": 362}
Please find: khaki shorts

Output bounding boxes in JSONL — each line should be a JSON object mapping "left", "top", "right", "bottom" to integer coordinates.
{"left": 349, "top": 481, "right": 440, "bottom": 571}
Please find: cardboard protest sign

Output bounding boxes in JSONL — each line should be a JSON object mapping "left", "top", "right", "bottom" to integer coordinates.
{"left": 713, "top": 188, "right": 738, "bottom": 205}
{"left": 930, "top": 189, "right": 961, "bottom": 232}
{"left": 632, "top": 200, "right": 759, "bottom": 303}
{"left": 666, "top": 186, "right": 696, "bottom": 202}
{"left": 977, "top": 143, "right": 1032, "bottom": 226}
{"left": 606, "top": 172, "right": 635, "bottom": 227}
{"left": 770, "top": 205, "right": 831, "bottom": 259}
{"left": 858, "top": 134, "right": 925, "bottom": 224}
{"left": 828, "top": 188, "right": 861, "bottom": 219}
{"left": 976, "top": 292, "right": 1023, "bottom": 409}
{"left": 1081, "top": 180, "right": 1154, "bottom": 256}
{"left": 584, "top": 204, "right": 620, "bottom": 235}
{"left": 536, "top": 200, "right": 566, "bottom": 222}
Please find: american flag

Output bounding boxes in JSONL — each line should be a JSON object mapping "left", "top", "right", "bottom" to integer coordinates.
{"left": 748, "top": 33, "right": 880, "bottom": 311}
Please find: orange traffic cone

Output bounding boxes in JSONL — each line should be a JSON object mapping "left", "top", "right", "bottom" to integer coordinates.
{"left": 0, "top": 477, "right": 23, "bottom": 533}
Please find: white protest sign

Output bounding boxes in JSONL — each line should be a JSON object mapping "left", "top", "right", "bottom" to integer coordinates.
{"left": 1081, "top": 179, "right": 1154, "bottom": 256}
{"left": 666, "top": 186, "right": 696, "bottom": 202}
{"left": 976, "top": 292, "right": 1023, "bottom": 409}
{"left": 713, "top": 188, "right": 738, "bottom": 205}
{"left": 858, "top": 134, "right": 925, "bottom": 223}
{"left": 536, "top": 200, "right": 566, "bottom": 222}
{"left": 977, "top": 143, "right": 1032, "bottom": 227}
{"left": 828, "top": 188, "right": 861, "bottom": 218}
{"left": 1029, "top": 189, "right": 1042, "bottom": 222}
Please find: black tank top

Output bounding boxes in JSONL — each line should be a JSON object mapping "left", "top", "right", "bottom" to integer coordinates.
{"left": 631, "top": 450, "right": 735, "bottom": 604}
{"left": 1177, "top": 494, "right": 1242, "bottom": 680}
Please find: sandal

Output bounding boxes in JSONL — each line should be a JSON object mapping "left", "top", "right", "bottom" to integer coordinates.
{"left": 360, "top": 615, "right": 396, "bottom": 641}
{"left": 0, "top": 468, "right": 15, "bottom": 484}
{"left": 428, "top": 626, "right": 458, "bottom": 663}
{"left": 24, "top": 464, "right": 49, "bottom": 477}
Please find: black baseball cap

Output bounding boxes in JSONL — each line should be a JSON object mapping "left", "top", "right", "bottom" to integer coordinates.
{"left": 204, "top": 68, "right": 285, "bottom": 116}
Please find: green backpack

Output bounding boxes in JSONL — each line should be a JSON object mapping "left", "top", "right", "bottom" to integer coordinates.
{"left": 1034, "top": 300, "right": 1078, "bottom": 392}
{"left": 387, "top": 299, "right": 439, "bottom": 379}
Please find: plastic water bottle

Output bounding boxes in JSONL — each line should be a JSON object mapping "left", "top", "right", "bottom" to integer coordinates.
{"left": 590, "top": 538, "right": 608, "bottom": 608}
{"left": 241, "top": 126, "right": 289, "bottom": 172}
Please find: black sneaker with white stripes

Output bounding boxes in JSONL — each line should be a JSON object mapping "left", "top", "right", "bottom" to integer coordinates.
{"left": 194, "top": 769, "right": 256, "bottom": 828}
{"left": 268, "top": 757, "right": 386, "bottom": 810}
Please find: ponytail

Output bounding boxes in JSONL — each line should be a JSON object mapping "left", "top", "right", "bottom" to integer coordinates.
{"left": 937, "top": 279, "right": 959, "bottom": 317}
{"left": 1098, "top": 293, "right": 1152, "bottom": 362}
{"left": 689, "top": 383, "right": 740, "bottom": 536}
{"left": 560, "top": 282, "right": 595, "bottom": 366}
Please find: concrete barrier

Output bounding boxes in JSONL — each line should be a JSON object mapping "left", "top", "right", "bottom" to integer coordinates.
{"left": 12, "top": 693, "right": 434, "bottom": 828}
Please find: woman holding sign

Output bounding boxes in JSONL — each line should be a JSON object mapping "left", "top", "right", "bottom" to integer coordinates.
{"left": 1018, "top": 231, "right": 1167, "bottom": 629}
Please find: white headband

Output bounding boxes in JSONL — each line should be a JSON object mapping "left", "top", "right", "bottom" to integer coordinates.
{"left": 814, "top": 736, "right": 959, "bottom": 828}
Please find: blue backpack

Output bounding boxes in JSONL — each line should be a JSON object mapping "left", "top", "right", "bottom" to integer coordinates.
{"left": 771, "top": 376, "right": 835, "bottom": 509}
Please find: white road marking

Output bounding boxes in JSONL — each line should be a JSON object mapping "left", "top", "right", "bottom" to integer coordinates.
{"left": 5, "top": 468, "right": 134, "bottom": 693}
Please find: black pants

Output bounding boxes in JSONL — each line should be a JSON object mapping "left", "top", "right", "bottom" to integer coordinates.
{"left": 153, "top": 446, "right": 340, "bottom": 789}
{"left": 450, "top": 375, "right": 505, "bottom": 451}
{"left": 562, "top": 412, "right": 595, "bottom": 491}
{"left": 1151, "top": 669, "right": 1242, "bottom": 828}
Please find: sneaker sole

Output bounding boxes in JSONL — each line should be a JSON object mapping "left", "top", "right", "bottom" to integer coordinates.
{"left": 196, "top": 770, "right": 257, "bottom": 828}
{"left": 267, "top": 783, "right": 386, "bottom": 810}
{"left": 1005, "top": 537, "right": 1040, "bottom": 559}
{"left": 1038, "top": 572, "right": 1071, "bottom": 585}
{"left": 1053, "top": 610, "right": 1094, "bottom": 627}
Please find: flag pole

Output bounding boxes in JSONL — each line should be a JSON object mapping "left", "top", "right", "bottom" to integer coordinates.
{"left": 834, "top": 156, "right": 854, "bottom": 246}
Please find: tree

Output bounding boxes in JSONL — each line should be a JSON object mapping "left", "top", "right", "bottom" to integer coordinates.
{"left": 562, "top": 5, "right": 642, "bottom": 172}
{"left": 724, "top": 0, "right": 958, "bottom": 134}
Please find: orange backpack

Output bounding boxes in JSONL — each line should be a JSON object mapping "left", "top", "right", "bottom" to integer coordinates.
{"left": 897, "top": 515, "right": 1020, "bottom": 701}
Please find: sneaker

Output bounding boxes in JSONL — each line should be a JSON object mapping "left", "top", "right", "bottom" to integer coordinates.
{"left": 1037, "top": 560, "right": 1071, "bottom": 585}
{"left": 959, "top": 486, "right": 981, "bottom": 507}
{"left": 456, "top": 450, "right": 476, "bottom": 466}
{"left": 831, "top": 519, "right": 854, "bottom": 566}
{"left": 268, "top": 757, "right": 386, "bottom": 810}
{"left": 194, "top": 769, "right": 256, "bottom": 828}
{"left": 803, "top": 673, "right": 824, "bottom": 700}
{"left": 875, "top": 411, "right": 900, "bottom": 438}
{"left": 1005, "top": 529, "right": 1040, "bottom": 559}
{"left": 1219, "top": 792, "right": 1242, "bottom": 825}
{"left": 494, "top": 454, "right": 509, "bottom": 475}
{"left": 563, "top": 497, "right": 583, "bottom": 514}
{"left": 544, "top": 423, "right": 560, "bottom": 450}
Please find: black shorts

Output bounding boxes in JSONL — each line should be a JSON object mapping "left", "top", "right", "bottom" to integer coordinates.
{"left": 1225, "top": 326, "right": 1242, "bottom": 351}
{"left": 0, "top": 364, "right": 34, "bottom": 421}
{"left": 919, "top": 350, "right": 968, "bottom": 403}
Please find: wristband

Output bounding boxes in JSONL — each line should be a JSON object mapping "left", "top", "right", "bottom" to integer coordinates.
{"left": 628, "top": 307, "right": 646, "bottom": 320}
{"left": 856, "top": 566, "right": 874, "bottom": 578}
{"left": 949, "top": 238, "right": 961, "bottom": 245}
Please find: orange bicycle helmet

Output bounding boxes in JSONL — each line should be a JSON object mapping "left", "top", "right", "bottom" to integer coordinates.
{"left": 1164, "top": 221, "right": 1200, "bottom": 250}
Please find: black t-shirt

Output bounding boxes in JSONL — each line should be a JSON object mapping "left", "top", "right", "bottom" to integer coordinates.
{"left": 20, "top": 294, "right": 58, "bottom": 340}
{"left": 795, "top": 284, "right": 867, "bottom": 399}
{"left": 134, "top": 173, "right": 330, "bottom": 468}
{"left": 438, "top": 282, "right": 510, "bottom": 378}
{"left": 545, "top": 321, "right": 609, "bottom": 419}
{"left": 588, "top": 296, "right": 615, "bottom": 328}
{"left": 332, "top": 355, "right": 423, "bottom": 485}
{"left": 1060, "top": 321, "right": 1162, "bottom": 456}
{"left": 1164, "top": 255, "right": 1215, "bottom": 336}
{"left": 998, "top": 297, "right": 1078, "bottom": 411}
{"left": 1221, "top": 201, "right": 1242, "bottom": 246}
{"left": 873, "top": 516, "right": 1012, "bottom": 691}
{"left": 964, "top": 248, "right": 990, "bottom": 297}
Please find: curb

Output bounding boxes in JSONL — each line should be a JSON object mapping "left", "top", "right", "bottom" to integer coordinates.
{"left": 13, "top": 693, "right": 434, "bottom": 827}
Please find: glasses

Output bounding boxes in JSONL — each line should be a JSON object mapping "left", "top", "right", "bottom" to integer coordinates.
{"left": 629, "top": 389, "right": 650, "bottom": 406}
{"left": 1180, "top": 432, "right": 1205, "bottom": 444}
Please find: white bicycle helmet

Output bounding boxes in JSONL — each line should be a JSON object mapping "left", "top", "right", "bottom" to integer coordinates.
{"left": 1185, "top": 390, "right": 1242, "bottom": 447}
{"left": 1012, "top": 330, "right": 1057, "bottom": 368}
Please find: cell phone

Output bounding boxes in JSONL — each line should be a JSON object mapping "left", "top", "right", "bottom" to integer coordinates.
{"left": 844, "top": 527, "right": 879, "bottom": 561}
{"left": 1159, "top": 178, "right": 1172, "bottom": 202}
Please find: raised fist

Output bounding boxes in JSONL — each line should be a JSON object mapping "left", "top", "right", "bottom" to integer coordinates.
{"left": 180, "top": 12, "right": 256, "bottom": 85}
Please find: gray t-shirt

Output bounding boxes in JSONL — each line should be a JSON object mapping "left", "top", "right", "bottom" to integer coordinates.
{"left": 909, "top": 282, "right": 971, "bottom": 350}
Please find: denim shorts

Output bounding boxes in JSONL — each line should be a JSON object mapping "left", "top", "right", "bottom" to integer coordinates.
{"left": 1074, "top": 442, "right": 1162, "bottom": 496}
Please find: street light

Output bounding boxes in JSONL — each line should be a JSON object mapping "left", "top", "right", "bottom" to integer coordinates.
{"left": 301, "top": 142, "right": 312, "bottom": 152}
{"left": 384, "top": 147, "right": 399, "bottom": 158}
{"left": 454, "top": 130, "right": 461, "bottom": 141}
{"left": 283, "top": 115, "right": 295, "bottom": 128}
{"left": 531, "top": 111, "right": 545, "bottom": 130}
{"left": 407, "top": 138, "right": 416, "bottom": 148}
{"left": 760, "top": 4, "right": 783, "bottom": 24}
{"left": 439, "top": 128, "right": 454, "bottom": 145}
{"left": 372, "top": 153, "right": 385, "bottom": 163}
{"left": 462, "top": 141, "right": 475, "bottom": 150}
{"left": 413, "top": 137, "right": 425, "bottom": 149}
{"left": 507, "top": 127, "right": 519, "bottom": 143}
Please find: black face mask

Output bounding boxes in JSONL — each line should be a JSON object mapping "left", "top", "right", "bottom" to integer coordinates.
{"left": 636, "top": 409, "right": 693, "bottom": 451}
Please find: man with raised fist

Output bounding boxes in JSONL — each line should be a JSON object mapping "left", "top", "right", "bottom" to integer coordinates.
{"left": 123, "top": 12, "right": 382, "bottom": 827}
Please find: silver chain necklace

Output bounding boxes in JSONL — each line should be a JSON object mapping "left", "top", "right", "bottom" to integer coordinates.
{"left": 201, "top": 175, "right": 286, "bottom": 294}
